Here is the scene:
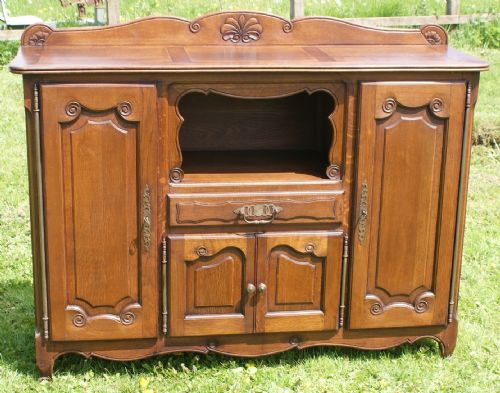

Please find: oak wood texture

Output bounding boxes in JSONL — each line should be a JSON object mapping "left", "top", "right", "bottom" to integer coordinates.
{"left": 169, "top": 232, "right": 342, "bottom": 336}
{"left": 8, "top": 11, "right": 488, "bottom": 377}
{"left": 41, "top": 84, "right": 159, "bottom": 341}
{"left": 167, "top": 192, "right": 343, "bottom": 227}
{"left": 168, "top": 234, "right": 256, "bottom": 337}
{"left": 9, "top": 13, "right": 489, "bottom": 73}
{"left": 166, "top": 82, "right": 346, "bottom": 180}
{"left": 350, "top": 82, "right": 465, "bottom": 329}
{"left": 179, "top": 91, "right": 334, "bottom": 152}
{"left": 256, "top": 232, "right": 342, "bottom": 333}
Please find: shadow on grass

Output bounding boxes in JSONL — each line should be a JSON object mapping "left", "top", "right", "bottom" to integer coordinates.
{"left": 52, "top": 339, "right": 441, "bottom": 378}
{"left": 0, "top": 278, "right": 441, "bottom": 378}
{"left": 53, "top": 336, "right": 442, "bottom": 378}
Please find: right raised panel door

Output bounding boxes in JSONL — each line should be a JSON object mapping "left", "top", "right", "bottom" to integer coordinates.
{"left": 350, "top": 82, "right": 466, "bottom": 329}
{"left": 256, "top": 232, "right": 343, "bottom": 333}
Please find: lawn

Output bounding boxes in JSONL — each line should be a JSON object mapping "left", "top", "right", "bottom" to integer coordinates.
{"left": 6, "top": 0, "right": 500, "bottom": 23}
{"left": 0, "top": 1, "right": 499, "bottom": 392}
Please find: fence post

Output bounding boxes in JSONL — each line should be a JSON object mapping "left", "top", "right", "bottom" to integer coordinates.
{"left": 290, "top": 0, "right": 304, "bottom": 19}
{"left": 446, "top": 0, "right": 460, "bottom": 15}
{"left": 107, "top": 0, "right": 120, "bottom": 25}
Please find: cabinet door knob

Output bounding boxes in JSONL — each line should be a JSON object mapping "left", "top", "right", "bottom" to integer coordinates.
{"left": 246, "top": 283, "right": 256, "bottom": 295}
{"left": 258, "top": 283, "right": 267, "bottom": 294}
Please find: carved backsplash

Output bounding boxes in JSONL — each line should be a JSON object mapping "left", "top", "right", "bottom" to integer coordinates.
{"left": 220, "top": 15, "right": 263, "bottom": 43}
{"left": 21, "top": 11, "right": 447, "bottom": 47}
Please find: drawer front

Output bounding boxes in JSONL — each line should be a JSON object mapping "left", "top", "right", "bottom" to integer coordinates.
{"left": 168, "top": 192, "right": 343, "bottom": 227}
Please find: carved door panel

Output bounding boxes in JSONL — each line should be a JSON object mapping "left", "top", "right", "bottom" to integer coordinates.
{"left": 168, "top": 234, "right": 256, "bottom": 336}
{"left": 255, "top": 232, "right": 343, "bottom": 333}
{"left": 41, "top": 84, "right": 158, "bottom": 340}
{"left": 350, "top": 82, "right": 466, "bottom": 329}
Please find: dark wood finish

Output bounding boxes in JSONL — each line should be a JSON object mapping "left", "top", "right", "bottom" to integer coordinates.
{"left": 9, "top": 11, "right": 487, "bottom": 377}
{"left": 168, "top": 192, "right": 343, "bottom": 227}
{"left": 350, "top": 82, "right": 465, "bottom": 329}
{"left": 179, "top": 91, "right": 334, "bottom": 152}
{"left": 40, "top": 84, "right": 159, "bottom": 341}
{"left": 256, "top": 232, "right": 342, "bottom": 333}
{"left": 9, "top": 15, "right": 489, "bottom": 73}
{"left": 168, "top": 234, "right": 255, "bottom": 337}
{"left": 169, "top": 232, "right": 343, "bottom": 336}
{"left": 167, "top": 82, "right": 346, "bottom": 180}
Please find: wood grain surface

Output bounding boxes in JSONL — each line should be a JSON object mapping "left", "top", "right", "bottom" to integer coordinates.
{"left": 9, "top": 11, "right": 487, "bottom": 377}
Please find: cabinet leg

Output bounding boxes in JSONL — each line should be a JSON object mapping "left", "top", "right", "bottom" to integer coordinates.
{"left": 435, "top": 317, "right": 458, "bottom": 358}
{"left": 35, "top": 332, "right": 55, "bottom": 379}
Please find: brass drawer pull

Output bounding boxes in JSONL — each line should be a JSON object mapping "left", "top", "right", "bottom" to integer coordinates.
{"left": 234, "top": 203, "right": 283, "bottom": 224}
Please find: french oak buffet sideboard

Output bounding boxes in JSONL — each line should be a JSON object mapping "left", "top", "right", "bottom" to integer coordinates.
{"left": 9, "top": 12, "right": 488, "bottom": 377}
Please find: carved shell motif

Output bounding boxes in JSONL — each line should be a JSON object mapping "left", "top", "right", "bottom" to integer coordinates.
{"left": 221, "top": 15, "right": 263, "bottom": 43}
{"left": 421, "top": 25, "right": 447, "bottom": 45}
{"left": 424, "top": 31, "right": 442, "bottom": 45}
{"left": 28, "top": 31, "right": 50, "bottom": 46}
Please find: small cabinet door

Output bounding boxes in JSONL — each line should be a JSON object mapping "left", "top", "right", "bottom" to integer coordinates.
{"left": 41, "top": 84, "right": 158, "bottom": 340}
{"left": 255, "top": 232, "right": 343, "bottom": 333}
{"left": 350, "top": 82, "right": 466, "bottom": 329}
{"left": 168, "top": 234, "right": 255, "bottom": 337}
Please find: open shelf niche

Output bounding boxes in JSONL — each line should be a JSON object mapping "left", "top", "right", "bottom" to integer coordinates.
{"left": 177, "top": 90, "right": 336, "bottom": 182}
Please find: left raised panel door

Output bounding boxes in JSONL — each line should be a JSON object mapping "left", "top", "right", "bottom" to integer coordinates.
{"left": 41, "top": 84, "right": 158, "bottom": 341}
{"left": 168, "top": 234, "right": 256, "bottom": 337}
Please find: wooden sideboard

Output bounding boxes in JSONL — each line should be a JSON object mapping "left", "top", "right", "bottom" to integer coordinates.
{"left": 9, "top": 12, "right": 488, "bottom": 377}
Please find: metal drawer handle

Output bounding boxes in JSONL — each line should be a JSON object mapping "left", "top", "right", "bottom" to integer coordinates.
{"left": 233, "top": 203, "right": 283, "bottom": 224}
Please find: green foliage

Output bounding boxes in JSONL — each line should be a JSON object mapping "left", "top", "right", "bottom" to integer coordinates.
{"left": 307, "top": 0, "right": 443, "bottom": 18}
{"left": 5, "top": 0, "right": 500, "bottom": 23}
{"left": 0, "top": 41, "right": 19, "bottom": 66}
{"left": 462, "top": 49, "right": 500, "bottom": 146}
{"left": 450, "top": 17, "right": 500, "bottom": 49}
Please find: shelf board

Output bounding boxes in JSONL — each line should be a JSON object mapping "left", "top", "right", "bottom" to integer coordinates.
{"left": 181, "top": 150, "right": 329, "bottom": 183}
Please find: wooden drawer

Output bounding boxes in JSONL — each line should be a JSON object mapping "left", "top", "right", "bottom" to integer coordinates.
{"left": 168, "top": 192, "right": 343, "bottom": 227}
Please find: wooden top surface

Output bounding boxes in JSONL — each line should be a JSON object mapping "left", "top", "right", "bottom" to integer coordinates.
{"left": 10, "top": 12, "right": 489, "bottom": 73}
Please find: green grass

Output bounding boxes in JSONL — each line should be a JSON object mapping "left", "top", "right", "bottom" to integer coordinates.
{"left": 1, "top": 1, "right": 499, "bottom": 391}
{"left": 463, "top": 49, "right": 500, "bottom": 145}
{"left": 5, "top": 0, "right": 500, "bottom": 23}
